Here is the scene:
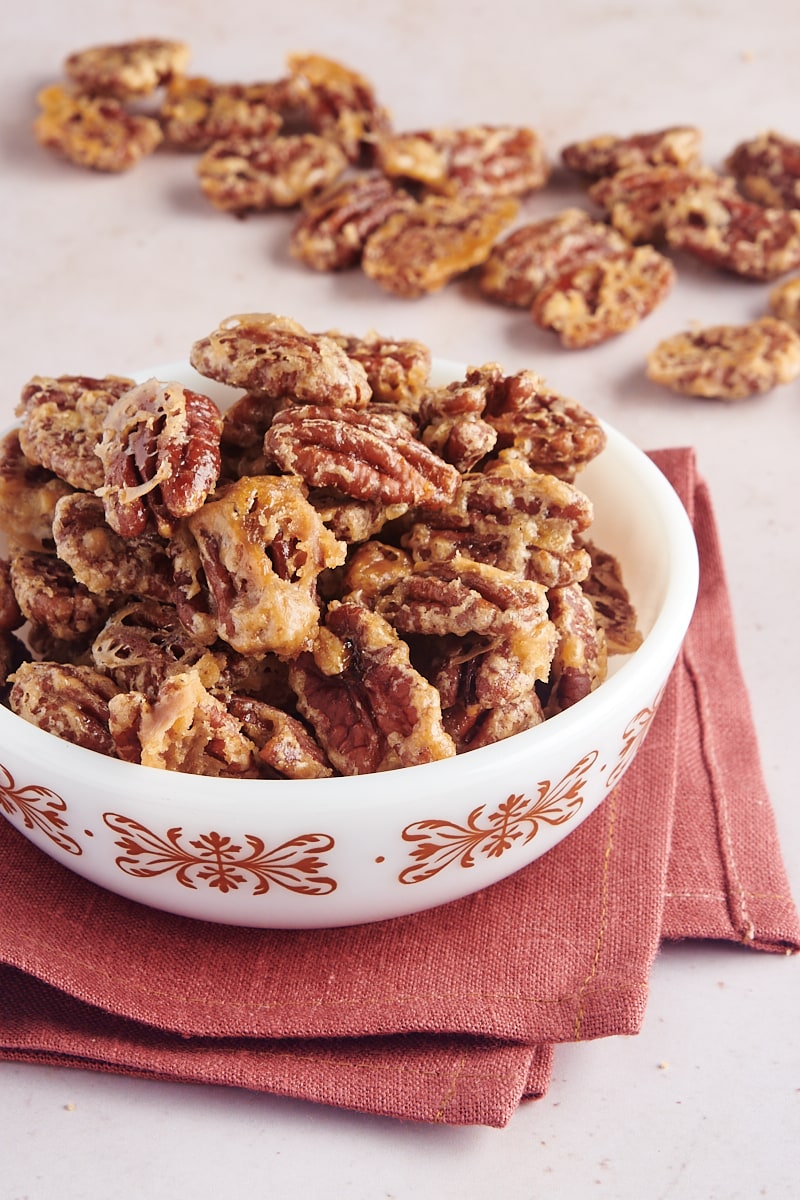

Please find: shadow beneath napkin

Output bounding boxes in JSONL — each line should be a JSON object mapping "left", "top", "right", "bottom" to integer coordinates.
{"left": 1, "top": 449, "right": 797, "bottom": 1127}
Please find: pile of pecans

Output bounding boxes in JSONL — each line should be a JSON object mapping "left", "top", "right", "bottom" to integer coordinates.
{"left": 0, "top": 314, "right": 642, "bottom": 779}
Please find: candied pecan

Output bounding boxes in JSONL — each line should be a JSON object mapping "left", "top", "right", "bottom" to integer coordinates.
{"left": 541, "top": 582, "right": 607, "bottom": 717}
{"left": 403, "top": 453, "right": 592, "bottom": 589}
{"left": 579, "top": 540, "right": 643, "bottom": 655}
{"left": 664, "top": 188, "right": 800, "bottom": 280}
{"left": 286, "top": 52, "right": 392, "bottom": 163}
{"left": 91, "top": 599, "right": 221, "bottom": 697}
{"left": 769, "top": 275, "right": 800, "bottom": 331}
{"left": 725, "top": 131, "right": 800, "bottom": 210}
{"left": 34, "top": 84, "right": 163, "bottom": 172}
{"left": 320, "top": 330, "right": 432, "bottom": 413}
{"left": 587, "top": 164, "right": 732, "bottom": 244}
{"left": 340, "top": 541, "right": 414, "bottom": 606}
{"left": 0, "top": 429, "right": 72, "bottom": 552}
{"left": 64, "top": 38, "right": 190, "bottom": 98}
{"left": 263, "top": 405, "right": 460, "bottom": 508}
{"left": 416, "top": 376, "right": 497, "bottom": 471}
{"left": 479, "top": 208, "right": 629, "bottom": 308}
{"left": 95, "top": 378, "right": 223, "bottom": 538}
{"left": 646, "top": 316, "right": 800, "bottom": 399}
{"left": 10, "top": 551, "right": 115, "bottom": 643}
{"left": 197, "top": 133, "right": 347, "bottom": 214}
{"left": 561, "top": 125, "right": 703, "bottom": 177}
{"left": 288, "top": 601, "right": 455, "bottom": 774}
{"left": 361, "top": 193, "right": 518, "bottom": 298}
{"left": 52, "top": 492, "right": 175, "bottom": 603}
{"left": 186, "top": 475, "right": 347, "bottom": 658}
{"left": 16, "top": 374, "right": 135, "bottom": 491}
{"left": 190, "top": 313, "right": 372, "bottom": 408}
{"left": 0, "top": 559, "right": 23, "bottom": 632}
{"left": 531, "top": 245, "right": 675, "bottom": 349}
{"left": 159, "top": 76, "right": 285, "bottom": 150}
{"left": 376, "top": 124, "right": 549, "bottom": 198}
{"left": 9, "top": 661, "right": 120, "bottom": 757}
{"left": 291, "top": 172, "right": 415, "bottom": 271}
{"left": 226, "top": 695, "right": 333, "bottom": 779}
{"left": 306, "top": 490, "right": 404, "bottom": 544}
{"left": 109, "top": 671, "right": 258, "bottom": 776}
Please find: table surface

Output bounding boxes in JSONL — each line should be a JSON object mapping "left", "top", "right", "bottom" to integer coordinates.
{"left": 2, "top": 2, "right": 799, "bottom": 1197}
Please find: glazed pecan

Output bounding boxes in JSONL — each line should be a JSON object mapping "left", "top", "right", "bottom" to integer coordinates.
{"left": 306, "top": 490, "right": 404, "bottom": 544}
{"left": 52, "top": 492, "right": 175, "bottom": 603}
{"left": 197, "top": 133, "right": 348, "bottom": 214}
{"left": 588, "top": 164, "right": 731, "bottom": 244}
{"left": 340, "top": 541, "right": 414, "bottom": 606}
{"left": 376, "top": 124, "right": 549, "bottom": 198}
{"left": 725, "top": 131, "right": 800, "bottom": 210}
{"left": 320, "top": 330, "right": 432, "bottom": 413}
{"left": 225, "top": 695, "right": 333, "bottom": 779}
{"left": 286, "top": 52, "right": 392, "bottom": 163}
{"left": 0, "top": 429, "right": 72, "bottom": 552}
{"left": 646, "top": 316, "right": 800, "bottom": 399}
{"left": 580, "top": 540, "right": 643, "bottom": 655}
{"left": 0, "top": 559, "right": 23, "bottom": 633}
{"left": 16, "top": 374, "right": 135, "bottom": 491}
{"left": 190, "top": 313, "right": 372, "bottom": 408}
{"left": 64, "top": 38, "right": 190, "bottom": 98}
{"left": 664, "top": 189, "right": 800, "bottom": 280}
{"left": 186, "top": 475, "right": 347, "bottom": 658}
{"left": 109, "top": 671, "right": 258, "bottom": 776}
{"left": 9, "top": 661, "right": 120, "bottom": 757}
{"left": 561, "top": 125, "right": 703, "bottom": 177}
{"left": 10, "top": 551, "right": 115, "bottom": 644}
{"left": 95, "top": 378, "right": 223, "bottom": 538}
{"left": 263, "top": 405, "right": 461, "bottom": 508}
{"left": 159, "top": 76, "right": 285, "bottom": 150}
{"left": 288, "top": 601, "right": 455, "bottom": 774}
{"left": 417, "top": 376, "right": 497, "bottom": 472}
{"left": 361, "top": 193, "right": 518, "bottom": 297}
{"left": 531, "top": 245, "right": 675, "bottom": 349}
{"left": 91, "top": 599, "right": 220, "bottom": 697}
{"left": 34, "top": 85, "right": 163, "bottom": 172}
{"left": 479, "top": 208, "right": 629, "bottom": 308}
{"left": 403, "top": 452, "right": 592, "bottom": 589}
{"left": 768, "top": 275, "right": 800, "bottom": 331}
{"left": 541, "top": 582, "right": 607, "bottom": 717}
{"left": 290, "top": 172, "right": 415, "bottom": 271}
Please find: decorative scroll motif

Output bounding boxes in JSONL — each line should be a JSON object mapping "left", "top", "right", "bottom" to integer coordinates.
{"left": 103, "top": 813, "right": 337, "bottom": 896}
{"left": 604, "top": 694, "right": 662, "bottom": 791}
{"left": 0, "top": 763, "right": 82, "bottom": 856}
{"left": 399, "top": 749, "right": 598, "bottom": 885}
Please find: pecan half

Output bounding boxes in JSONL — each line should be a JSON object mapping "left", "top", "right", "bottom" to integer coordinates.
{"left": 91, "top": 599, "right": 221, "bottom": 697}
{"left": 226, "top": 695, "right": 333, "bottom": 779}
{"left": 361, "top": 193, "right": 518, "bottom": 297}
{"left": 197, "top": 133, "right": 347, "bottom": 214}
{"left": 34, "top": 85, "right": 163, "bottom": 172}
{"left": 664, "top": 189, "right": 800, "bottom": 280}
{"left": 159, "top": 76, "right": 286, "bottom": 150}
{"left": 10, "top": 551, "right": 115, "bottom": 643}
{"left": 291, "top": 173, "right": 415, "bottom": 271}
{"left": 587, "top": 164, "right": 733, "bottom": 244}
{"left": 286, "top": 52, "right": 392, "bottom": 163}
{"left": 9, "top": 661, "right": 120, "bottom": 756}
{"left": 376, "top": 124, "right": 549, "bottom": 198}
{"left": 320, "top": 330, "right": 432, "bottom": 413}
{"left": 95, "top": 378, "right": 223, "bottom": 538}
{"left": 64, "top": 38, "right": 190, "bottom": 98}
{"left": 541, "top": 582, "right": 607, "bottom": 717}
{"left": 561, "top": 125, "right": 703, "bottom": 177}
{"left": 646, "top": 316, "right": 800, "bottom": 399}
{"left": 580, "top": 540, "right": 643, "bottom": 655}
{"left": 190, "top": 313, "right": 372, "bottom": 408}
{"left": 531, "top": 245, "right": 675, "bottom": 349}
{"left": 725, "top": 130, "right": 800, "bottom": 210}
{"left": 288, "top": 601, "right": 456, "bottom": 774}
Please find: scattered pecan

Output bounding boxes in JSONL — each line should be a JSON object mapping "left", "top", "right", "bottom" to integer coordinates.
{"left": 10, "top": 551, "right": 115, "bottom": 643}
{"left": 588, "top": 164, "right": 732, "bottom": 244}
{"left": 290, "top": 172, "right": 415, "bottom": 271}
{"left": 264, "top": 405, "right": 461, "bottom": 509}
{"left": 95, "top": 378, "right": 223, "bottom": 538}
{"left": 159, "top": 76, "right": 286, "bottom": 150}
{"left": 190, "top": 313, "right": 372, "bottom": 408}
{"left": 34, "top": 85, "right": 163, "bottom": 172}
{"left": 286, "top": 52, "right": 392, "bottom": 163}
{"left": 376, "top": 124, "right": 549, "bottom": 198}
{"left": 579, "top": 540, "right": 643, "bottom": 655}
{"left": 16, "top": 374, "right": 135, "bottom": 492}
{"left": 63, "top": 38, "right": 190, "bottom": 99}
{"left": 768, "top": 275, "right": 800, "bottom": 331}
{"left": 531, "top": 245, "right": 675, "bottom": 349}
{"left": 0, "top": 430, "right": 73, "bottom": 553}
{"left": 186, "top": 475, "right": 347, "bottom": 658}
{"left": 226, "top": 695, "right": 333, "bottom": 779}
{"left": 725, "top": 130, "right": 800, "bottom": 210}
{"left": 91, "top": 599, "right": 220, "bottom": 697}
{"left": 541, "top": 582, "right": 607, "bottom": 717}
{"left": 52, "top": 492, "right": 175, "bottom": 603}
{"left": 197, "top": 133, "right": 347, "bottom": 214}
{"left": 561, "top": 125, "right": 703, "bottom": 177}
{"left": 646, "top": 316, "right": 800, "bottom": 399}
{"left": 479, "top": 208, "right": 629, "bottom": 308}
{"left": 109, "top": 670, "right": 258, "bottom": 776}
{"left": 664, "top": 189, "right": 800, "bottom": 280}
{"left": 361, "top": 193, "right": 518, "bottom": 297}
{"left": 288, "top": 600, "right": 456, "bottom": 774}
{"left": 9, "top": 661, "right": 120, "bottom": 757}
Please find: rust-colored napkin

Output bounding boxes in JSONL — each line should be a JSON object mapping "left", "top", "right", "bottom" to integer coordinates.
{"left": 0, "top": 449, "right": 798, "bottom": 1127}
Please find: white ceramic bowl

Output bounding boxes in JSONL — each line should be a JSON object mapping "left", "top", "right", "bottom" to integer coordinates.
{"left": 0, "top": 359, "right": 698, "bottom": 928}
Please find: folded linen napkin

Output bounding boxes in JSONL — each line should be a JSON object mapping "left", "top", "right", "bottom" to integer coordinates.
{"left": 0, "top": 449, "right": 797, "bottom": 1128}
